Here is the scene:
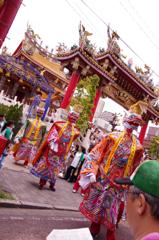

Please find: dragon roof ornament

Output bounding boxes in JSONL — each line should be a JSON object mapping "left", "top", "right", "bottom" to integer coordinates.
{"left": 23, "top": 24, "right": 54, "bottom": 61}
{"left": 78, "top": 22, "right": 96, "bottom": 56}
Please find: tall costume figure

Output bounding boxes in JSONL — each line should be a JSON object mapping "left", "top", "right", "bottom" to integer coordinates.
{"left": 79, "top": 101, "right": 147, "bottom": 240}
{"left": 31, "top": 111, "right": 80, "bottom": 191}
{"left": 27, "top": 92, "right": 43, "bottom": 119}
{"left": 14, "top": 109, "right": 46, "bottom": 166}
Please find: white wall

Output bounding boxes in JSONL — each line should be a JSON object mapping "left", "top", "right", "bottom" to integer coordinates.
{"left": 94, "top": 98, "right": 105, "bottom": 118}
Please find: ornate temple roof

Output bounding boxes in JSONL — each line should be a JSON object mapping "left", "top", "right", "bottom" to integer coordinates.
{"left": 55, "top": 47, "right": 116, "bottom": 82}
{"left": 0, "top": 54, "right": 53, "bottom": 93}
{"left": 13, "top": 25, "right": 68, "bottom": 84}
{"left": 1, "top": 24, "right": 159, "bottom": 122}
{"left": 22, "top": 51, "right": 68, "bottom": 84}
{"left": 55, "top": 48, "right": 156, "bottom": 98}
{"left": 53, "top": 23, "right": 159, "bottom": 122}
{"left": 96, "top": 52, "right": 156, "bottom": 97}
{"left": 0, "top": 25, "right": 69, "bottom": 103}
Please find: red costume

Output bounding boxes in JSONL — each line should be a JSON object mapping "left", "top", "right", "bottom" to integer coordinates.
{"left": 31, "top": 112, "right": 80, "bottom": 191}
{"left": 79, "top": 105, "right": 146, "bottom": 240}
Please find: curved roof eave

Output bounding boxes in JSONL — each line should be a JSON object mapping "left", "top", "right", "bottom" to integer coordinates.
{"left": 14, "top": 49, "right": 69, "bottom": 84}
{"left": 97, "top": 52, "right": 156, "bottom": 98}
{"left": 0, "top": 55, "right": 53, "bottom": 93}
{"left": 22, "top": 52, "right": 69, "bottom": 84}
{"left": 55, "top": 49, "right": 156, "bottom": 98}
{"left": 54, "top": 49, "right": 115, "bottom": 84}
{"left": 148, "top": 107, "right": 159, "bottom": 119}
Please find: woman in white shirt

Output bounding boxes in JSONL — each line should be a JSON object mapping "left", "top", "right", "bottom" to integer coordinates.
{"left": 64, "top": 145, "right": 82, "bottom": 182}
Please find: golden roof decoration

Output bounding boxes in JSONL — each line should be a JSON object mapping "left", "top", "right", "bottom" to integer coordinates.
{"left": 112, "top": 31, "right": 119, "bottom": 40}
{"left": 129, "top": 100, "right": 148, "bottom": 115}
{"left": 79, "top": 21, "right": 93, "bottom": 49}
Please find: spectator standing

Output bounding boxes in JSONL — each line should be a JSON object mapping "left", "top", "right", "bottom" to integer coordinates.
{"left": 64, "top": 145, "right": 82, "bottom": 182}
{"left": 0, "top": 121, "right": 14, "bottom": 168}
{"left": 0, "top": 114, "right": 6, "bottom": 132}
{"left": 74, "top": 147, "right": 86, "bottom": 181}
{"left": 115, "top": 160, "right": 159, "bottom": 240}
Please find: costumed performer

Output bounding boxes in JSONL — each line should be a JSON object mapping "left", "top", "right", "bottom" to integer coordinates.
{"left": 30, "top": 110, "right": 80, "bottom": 191}
{"left": 13, "top": 108, "right": 46, "bottom": 166}
{"left": 79, "top": 101, "right": 147, "bottom": 240}
{"left": 27, "top": 91, "right": 43, "bottom": 118}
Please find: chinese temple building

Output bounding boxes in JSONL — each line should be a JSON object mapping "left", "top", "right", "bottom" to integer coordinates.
{"left": 1, "top": 22, "right": 159, "bottom": 143}
{"left": 53, "top": 23, "right": 159, "bottom": 143}
{"left": 0, "top": 26, "right": 69, "bottom": 108}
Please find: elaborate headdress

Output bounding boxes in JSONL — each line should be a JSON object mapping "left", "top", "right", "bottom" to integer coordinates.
{"left": 123, "top": 100, "right": 148, "bottom": 130}
{"left": 68, "top": 103, "right": 84, "bottom": 123}
{"left": 129, "top": 100, "right": 148, "bottom": 115}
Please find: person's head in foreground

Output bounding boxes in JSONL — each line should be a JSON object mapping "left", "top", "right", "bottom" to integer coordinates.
{"left": 115, "top": 160, "right": 159, "bottom": 240}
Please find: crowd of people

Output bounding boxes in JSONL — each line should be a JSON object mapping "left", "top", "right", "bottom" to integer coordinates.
{"left": 0, "top": 99, "right": 159, "bottom": 240}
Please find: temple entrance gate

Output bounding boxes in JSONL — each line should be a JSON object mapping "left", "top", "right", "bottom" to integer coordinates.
{"left": 54, "top": 24, "right": 159, "bottom": 143}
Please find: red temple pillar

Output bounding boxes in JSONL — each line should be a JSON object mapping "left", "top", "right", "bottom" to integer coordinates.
{"left": 90, "top": 88, "right": 101, "bottom": 122}
{"left": 0, "top": 0, "right": 22, "bottom": 47}
{"left": 61, "top": 71, "right": 80, "bottom": 109}
{"left": 139, "top": 122, "right": 148, "bottom": 144}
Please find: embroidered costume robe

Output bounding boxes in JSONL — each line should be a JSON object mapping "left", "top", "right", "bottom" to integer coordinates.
{"left": 31, "top": 121, "right": 80, "bottom": 185}
{"left": 79, "top": 131, "right": 143, "bottom": 231}
{"left": 14, "top": 118, "right": 46, "bottom": 164}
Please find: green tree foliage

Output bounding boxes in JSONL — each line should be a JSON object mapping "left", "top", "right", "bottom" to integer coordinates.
{"left": 0, "top": 104, "right": 23, "bottom": 136}
{"left": 6, "top": 104, "right": 23, "bottom": 122}
{"left": 71, "top": 74, "right": 100, "bottom": 132}
{"left": 6, "top": 104, "right": 23, "bottom": 135}
{"left": 149, "top": 136, "right": 159, "bottom": 160}
{"left": 0, "top": 104, "right": 9, "bottom": 116}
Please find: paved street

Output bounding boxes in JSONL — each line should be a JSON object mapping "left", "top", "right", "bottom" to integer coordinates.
{"left": 0, "top": 155, "right": 82, "bottom": 210}
{"left": 0, "top": 156, "right": 134, "bottom": 240}
{"left": 0, "top": 209, "right": 133, "bottom": 240}
{"left": 0, "top": 209, "right": 89, "bottom": 240}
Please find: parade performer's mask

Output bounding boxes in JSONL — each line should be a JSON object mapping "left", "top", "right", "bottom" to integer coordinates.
{"left": 123, "top": 113, "right": 144, "bottom": 131}
{"left": 67, "top": 112, "right": 79, "bottom": 123}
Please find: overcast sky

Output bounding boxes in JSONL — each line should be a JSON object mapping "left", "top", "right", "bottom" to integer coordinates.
{"left": 3, "top": 0, "right": 159, "bottom": 115}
